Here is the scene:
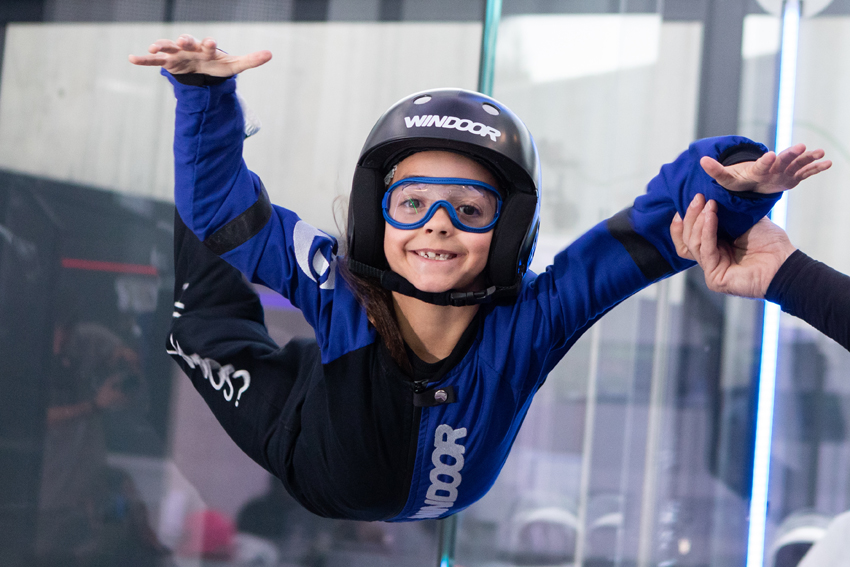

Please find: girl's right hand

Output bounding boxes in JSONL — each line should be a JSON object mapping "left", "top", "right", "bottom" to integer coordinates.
{"left": 128, "top": 34, "right": 272, "bottom": 76}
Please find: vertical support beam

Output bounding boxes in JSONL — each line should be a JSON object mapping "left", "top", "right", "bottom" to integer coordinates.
{"left": 434, "top": 3, "right": 503, "bottom": 565}
{"left": 636, "top": 280, "right": 672, "bottom": 567}
{"left": 695, "top": 0, "right": 748, "bottom": 138}
{"left": 437, "top": 515, "right": 458, "bottom": 567}
{"left": 163, "top": 0, "right": 176, "bottom": 22}
{"left": 574, "top": 322, "right": 603, "bottom": 567}
{"left": 477, "top": 0, "right": 502, "bottom": 95}
{"left": 747, "top": 3, "right": 800, "bottom": 566}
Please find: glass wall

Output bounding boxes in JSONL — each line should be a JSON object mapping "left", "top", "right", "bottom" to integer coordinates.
{"left": 0, "top": 3, "right": 484, "bottom": 567}
{"left": 746, "top": 4, "right": 850, "bottom": 567}
{"left": 454, "top": 3, "right": 744, "bottom": 566}
{"left": 0, "top": 1, "right": 847, "bottom": 567}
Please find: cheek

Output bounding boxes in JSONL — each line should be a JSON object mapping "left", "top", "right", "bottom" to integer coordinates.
{"left": 466, "top": 234, "right": 492, "bottom": 270}
{"left": 383, "top": 226, "right": 406, "bottom": 270}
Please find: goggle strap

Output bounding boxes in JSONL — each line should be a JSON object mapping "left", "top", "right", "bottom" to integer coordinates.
{"left": 347, "top": 258, "right": 384, "bottom": 280}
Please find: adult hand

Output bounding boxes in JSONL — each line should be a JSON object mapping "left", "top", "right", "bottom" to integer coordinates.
{"left": 670, "top": 194, "right": 796, "bottom": 298}
{"left": 701, "top": 143, "right": 831, "bottom": 194}
{"left": 128, "top": 34, "right": 272, "bottom": 76}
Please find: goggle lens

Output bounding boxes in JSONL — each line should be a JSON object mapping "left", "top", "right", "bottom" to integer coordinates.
{"left": 382, "top": 177, "right": 501, "bottom": 232}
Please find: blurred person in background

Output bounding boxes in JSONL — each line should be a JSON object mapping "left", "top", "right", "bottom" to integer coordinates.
{"left": 35, "top": 308, "right": 164, "bottom": 566}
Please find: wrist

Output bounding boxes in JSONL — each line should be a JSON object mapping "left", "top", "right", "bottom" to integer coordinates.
{"left": 169, "top": 71, "right": 230, "bottom": 87}
{"left": 778, "top": 242, "right": 797, "bottom": 265}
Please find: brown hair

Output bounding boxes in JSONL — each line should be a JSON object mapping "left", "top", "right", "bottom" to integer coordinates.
{"left": 333, "top": 196, "right": 411, "bottom": 373}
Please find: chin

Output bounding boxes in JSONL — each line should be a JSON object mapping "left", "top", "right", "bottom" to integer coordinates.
{"left": 411, "top": 280, "right": 456, "bottom": 294}
{"left": 412, "top": 278, "right": 483, "bottom": 295}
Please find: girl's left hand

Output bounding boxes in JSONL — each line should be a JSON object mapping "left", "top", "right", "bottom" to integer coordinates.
{"left": 700, "top": 143, "right": 831, "bottom": 194}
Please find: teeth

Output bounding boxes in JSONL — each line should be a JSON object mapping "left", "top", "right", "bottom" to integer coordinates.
{"left": 418, "top": 251, "right": 453, "bottom": 261}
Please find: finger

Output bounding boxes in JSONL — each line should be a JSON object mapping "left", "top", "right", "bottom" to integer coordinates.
{"left": 154, "top": 43, "right": 182, "bottom": 55}
{"left": 227, "top": 50, "right": 273, "bottom": 74}
{"left": 670, "top": 213, "right": 694, "bottom": 260}
{"left": 177, "top": 34, "right": 200, "bottom": 50}
{"left": 797, "top": 159, "right": 832, "bottom": 180}
{"left": 788, "top": 149, "right": 826, "bottom": 177}
{"left": 128, "top": 53, "right": 168, "bottom": 66}
{"left": 686, "top": 203, "right": 707, "bottom": 264}
{"left": 681, "top": 194, "right": 705, "bottom": 246}
{"left": 149, "top": 39, "right": 180, "bottom": 54}
{"left": 749, "top": 150, "right": 778, "bottom": 177}
{"left": 699, "top": 200, "right": 721, "bottom": 275}
{"left": 771, "top": 143, "right": 805, "bottom": 173}
{"left": 200, "top": 36, "right": 218, "bottom": 57}
{"left": 782, "top": 147, "right": 823, "bottom": 177}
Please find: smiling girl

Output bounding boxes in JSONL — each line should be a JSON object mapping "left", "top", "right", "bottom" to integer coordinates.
{"left": 131, "top": 35, "right": 830, "bottom": 521}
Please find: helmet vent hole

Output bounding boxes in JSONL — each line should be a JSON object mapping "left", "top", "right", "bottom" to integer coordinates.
{"left": 482, "top": 103, "right": 500, "bottom": 116}
{"left": 413, "top": 95, "right": 432, "bottom": 105}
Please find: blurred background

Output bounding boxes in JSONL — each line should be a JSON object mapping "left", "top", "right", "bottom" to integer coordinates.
{"left": 0, "top": 1, "right": 848, "bottom": 566}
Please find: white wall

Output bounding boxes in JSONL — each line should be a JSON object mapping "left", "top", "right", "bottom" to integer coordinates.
{"left": 0, "top": 22, "right": 481, "bottom": 233}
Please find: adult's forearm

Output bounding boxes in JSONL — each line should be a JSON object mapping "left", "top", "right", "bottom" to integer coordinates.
{"left": 766, "top": 250, "right": 850, "bottom": 351}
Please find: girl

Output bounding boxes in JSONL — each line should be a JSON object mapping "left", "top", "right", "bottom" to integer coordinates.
{"left": 130, "top": 35, "right": 830, "bottom": 522}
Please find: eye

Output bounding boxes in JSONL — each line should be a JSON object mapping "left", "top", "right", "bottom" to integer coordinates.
{"left": 401, "top": 198, "right": 422, "bottom": 212}
{"left": 457, "top": 204, "right": 481, "bottom": 217}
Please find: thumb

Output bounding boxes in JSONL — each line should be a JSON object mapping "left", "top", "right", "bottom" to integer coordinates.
{"left": 700, "top": 156, "right": 730, "bottom": 185}
{"left": 230, "top": 50, "right": 273, "bottom": 74}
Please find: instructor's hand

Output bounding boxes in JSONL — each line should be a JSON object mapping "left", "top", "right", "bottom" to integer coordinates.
{"left": 128, "top": 34, "right": 271, "bottom": 76}
{"left": 670, "top": 195, "right": 796, "bottom": 299}
{"left": 701, "top": 143, "right": 831, "bottom": 194}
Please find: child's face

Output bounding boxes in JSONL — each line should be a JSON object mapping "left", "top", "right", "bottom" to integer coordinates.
{"left": 383, "top": 151, "right": 497, "bottom": 294}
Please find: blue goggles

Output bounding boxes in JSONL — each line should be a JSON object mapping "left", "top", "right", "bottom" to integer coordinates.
{"left": 381, "top": 177, "right": 502, "bottom": 233}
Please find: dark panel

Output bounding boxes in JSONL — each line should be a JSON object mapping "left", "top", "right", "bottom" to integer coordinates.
{"left": 0, "top": 178, "right": 59, "bottom": 567}
{"left": 503, "top": 0, "right": 626, "bottom": 15}
{"left": 696, "top": 0, "right": 749, "bottom": 138}
{"left": 0, "top": 171, "right": 174, "bottom": 566}
{"left": 662, "top": 0, "right": 707, "bottom": 21}
{"left": 0, "top": 0, "right": 44, "bottom": 21}
{"left": 45, "top": 0, "right": 167, "bottom": 21}
{"left": 402, "top": 0, "right": 485, "bottom": 21}
{"left": 293, "top": 0, "right": 329, "bottom": 21}
{"left": 379, "top": 0, "right": 402, "bottom": 21}
{"left": 819, "top": 0, "right": 850, "bottom": 15}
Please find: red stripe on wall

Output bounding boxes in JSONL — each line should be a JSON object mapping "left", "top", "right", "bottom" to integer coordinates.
{"left": 61, "top": 258, "right": 159, "bottom": 276}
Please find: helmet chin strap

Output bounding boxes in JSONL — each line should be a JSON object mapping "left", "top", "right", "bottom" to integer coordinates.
{"left": 347, "top": 259, "right": 517, "bottom": 307}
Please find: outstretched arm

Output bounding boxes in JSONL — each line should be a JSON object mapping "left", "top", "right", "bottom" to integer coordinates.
{"left": 533, "top": 138, "right": 830, "bottom": 369}
{"left": 130, "top": 36, "right": 363, "bottom": 356}
{"left": 129, "top": 34, "right": 272, "bottom": 76}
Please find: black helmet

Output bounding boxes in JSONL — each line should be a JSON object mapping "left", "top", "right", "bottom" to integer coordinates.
{"left": 347, "top": 88, "right": 541, "bottom": 306}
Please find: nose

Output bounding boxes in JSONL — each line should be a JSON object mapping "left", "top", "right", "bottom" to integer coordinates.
{"left": 424, "top": 205, "right": 454, "bottom": 234}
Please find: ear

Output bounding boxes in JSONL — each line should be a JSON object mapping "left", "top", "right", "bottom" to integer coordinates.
{"left": 349, "top": 166, "right": 388, "bottom": 269}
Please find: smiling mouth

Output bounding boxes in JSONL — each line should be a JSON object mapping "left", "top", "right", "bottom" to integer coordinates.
{"left": 415, "top": 250, "right": 457, "bottom": 261}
